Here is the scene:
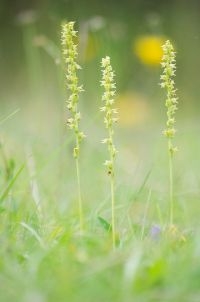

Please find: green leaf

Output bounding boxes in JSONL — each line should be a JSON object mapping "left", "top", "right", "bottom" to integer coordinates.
{"left": 98, "top": 216, "right": 112, "bottom": 233}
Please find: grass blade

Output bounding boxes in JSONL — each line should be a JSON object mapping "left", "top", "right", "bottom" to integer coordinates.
{"left": 0, "top": 163, "right": 25, "bottom": 203}
{"left": 20, "top": 221, "right": 45, "bottom": 248}
{"left": 0, "top": 108, "right": 20, "bottom": 126}
{"left": 98, "top": 216, "right": 112, "bottom": 233}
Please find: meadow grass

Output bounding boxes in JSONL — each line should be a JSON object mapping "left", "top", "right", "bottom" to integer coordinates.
{"left": 0, "top": 22, "right": 200, "bottom": 302}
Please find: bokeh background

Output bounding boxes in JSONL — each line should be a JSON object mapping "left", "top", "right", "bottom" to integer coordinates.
{"left": 0, "top": 0, "right": 200, "bottom": 199}
{"left": 1, "top": 0, "right": 200, "bottom": 118}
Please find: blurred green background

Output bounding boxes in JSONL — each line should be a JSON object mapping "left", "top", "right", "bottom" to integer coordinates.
{"left": 1, "top": 0, "right": 200, "bottom": 113}
{"left": 0, "top": 0, "right": 200, "bottom": 163}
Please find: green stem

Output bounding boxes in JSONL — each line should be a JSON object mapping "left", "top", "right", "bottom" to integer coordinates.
{"left": 108, "top": 124, "right": 116, "bottom": 249}
{"left": 75, "top": 156, "right": 83, "bottom": 232}
{"left": 110, "top": 173, "right": 116, "bottom": 248}
{"left": 168, "top": 139, "right": 173, "bottom": 225}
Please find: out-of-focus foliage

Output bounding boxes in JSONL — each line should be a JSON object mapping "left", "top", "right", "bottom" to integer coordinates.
{"left": 0, "top": 0, "right": 200, "bottom": 117}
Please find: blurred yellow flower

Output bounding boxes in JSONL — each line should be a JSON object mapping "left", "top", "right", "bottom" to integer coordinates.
{"left": 133, "top": 35, "right": 165, "bottom": 66}
{"left": 116, "top": 92, "right": 150, "bottom": 127}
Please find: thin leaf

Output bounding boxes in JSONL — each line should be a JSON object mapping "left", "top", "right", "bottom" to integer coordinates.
{"left": 135, "top": 167, "right": 152, "bottom": 198}
{"left": 0, "top": 163, "right": 25, "bottom": 203}
{"left": 20, "top": 221, "right": 45, "bottom": 248}
{"left": 98, "top": 216, "right": 112, "bottom": 233}
{"left": 0, "top": 108, "right": 20, "bottom": 126}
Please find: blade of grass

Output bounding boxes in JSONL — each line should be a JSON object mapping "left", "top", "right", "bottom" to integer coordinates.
{"left": 20, "top": 221, "right": 45, "bottom": 248}
{"left": 141, "top": 189, "right": 152, "bottom": 240}
{"left": 98, "top": 216, "right": 112, "bottom": 233}
{"left": 0, "top": 108, "right": 20, "bottom": 126}
{"left": 0, "top": 163, "right": 25, "bottom": 203}
{"left": 134, "top": 167, "right": 153, "bottom": 199}
{"left": 118, "top": 168, "right": 152, "bottom": 234}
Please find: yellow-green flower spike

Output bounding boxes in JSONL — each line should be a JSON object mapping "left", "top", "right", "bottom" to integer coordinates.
{"left": 160, "top": 40, "right": 178, "bottom": 156}
{"left": 101, "top": 56, "right": 118, "bottom": 176}
{"left": 61, "top": 22, "right": 85, "bottom": 159}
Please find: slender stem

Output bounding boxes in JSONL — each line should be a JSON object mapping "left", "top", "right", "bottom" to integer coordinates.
{"left": 168, "top": 139, "right": 173, "bottom": 225}
{"left": 108, "top": 124, "right": 116, "bottom": 249}
{"left": 110, "top": 173, "right": 116, "bottom": 248}
{"left": 75, "top": 156, "right": 83, "bottom": 232}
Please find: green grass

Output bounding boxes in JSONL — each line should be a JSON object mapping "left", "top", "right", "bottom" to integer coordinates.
{"left": 0, "top": 106, "right": 200, "bottom": 302}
